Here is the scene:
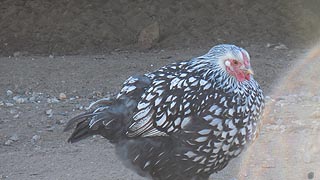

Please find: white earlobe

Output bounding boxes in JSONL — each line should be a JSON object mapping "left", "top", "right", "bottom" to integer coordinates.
{"left": 224, "top": 60, "right": 231, "bottom": 67}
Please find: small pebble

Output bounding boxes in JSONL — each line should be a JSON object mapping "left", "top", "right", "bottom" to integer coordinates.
{"left": 267, "top": 43, "right": 288, "bottom": 50}
{"left": 274, "top": 43, "right": 288, "bottom": 50}
{"left": 266, "top": 43, "right": 273, "bottom": 48}
{"left": 56, "top": 119, "right": 66, "bottom": 125}
{"left": 47, "top": 97, "right": 59, "bottom": 103}
{"left": 29, "top": 96, "right": 36, "bottom": 102}
{"left": 13, "top": 51, "right": 21, "bottom": 57}
{"left": 0, "top": 101, "right": 4, "bottom": 106}
{"left": 4, "top": 139, "right": 14, "bottom": 146}
{"left": 92, "top": 91, "right": 102, "bottom": 98}
{"left": 27, "top": 122, "right": 33, "bottom": 128}
{"left": 31, "top": 135, "right": 41, "bottom": 144}
{"left": 46, "top": 109, "right": 53, "bottom": 117}
{"left": 45, "top": 125, "right": 55, "bottom": 132}
{"left": 9, "top": 109, "right": 17, "bottom": 114}
{"left": 13, "top": 96, "right": 27, "bottom": 104}
{"left": 6, "top": 90, "right": 13, "bottom": 96}
{"left": 308, "top": 172, "right": 314, "bottom": 179}
{"left": 9, "top": 134, "right": 19, "bottom": 141}
{"left": 5, "top": 102, "right": 14, "bottom": 107}
{"left": 0, "top": 174, "right": 8, "bottom": 179}
{"left": 59, "top": 93, "right": 67, "bottom": 100}
{"left": 57, "top": 111, "right": 68, "bottom": 116}
{"left": 310, "top": 111, "right": 320, "bottom": 119}
{"left": 75, "top": 104, "right": 84, "bottom": 110}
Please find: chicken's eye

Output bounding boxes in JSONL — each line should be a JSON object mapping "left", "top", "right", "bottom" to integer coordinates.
{"left": 232, "top": 60, "right": 239, "bottom": 65}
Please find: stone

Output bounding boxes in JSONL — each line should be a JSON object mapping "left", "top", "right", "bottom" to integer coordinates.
{"left": 5, "top": 102, "right": 14, "bottom": 107}
{"left": 45, "top": 125, "right": 55, "bottom": 132}
{"left": 29, "top": 97, "right": 36, "bottom": 102}
{"left": 56, "top": 119, "right": 66, "bottom": 125}
{"left": 31, "top": 135, "right": 41, "bottom": 144}
{"left": 9, "top": 109, "right": 17, "bottom": 114}
{"left": 267, "top": 43, "right": 288, "bottom": 50}
{"left": 59, "top": 93, "right": 67, "bottom": 100}
{"left": 310, "top": 110, "right": 320, "bottom": 119}
{"left": 138, "top": 22, "right": 160, "bottom": 49}
{"left": 9, "top": 134, "right": 19, "bottom": 141}
{"left": 47, "top": 97, "right": 60, "bottom": 103}
{"left": 308, "top": 172, "right": 314, "bottom": 179}
{"left": 13, "top": 51, "right": 21, "bottom": 57}
{"left": 4, "top": 139, "right": 14, "bottom": 146}
{"left": 274, "top": 43, "right": 288, "bottom": 50}
{"left": 13, "top": 96, "right": 27, "bottom": 104}
{"left": 75, "top": 104, "right": 84, "bottom": 110}
{"left": 6, "top": 90, "right": 13, "bottom": 96}
{"left": 46, "top": 109, "right": 53, "bottom": 117}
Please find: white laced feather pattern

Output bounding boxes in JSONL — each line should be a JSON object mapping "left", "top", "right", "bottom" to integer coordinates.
{"left": 124, "top": 45, "right": 264, "bottom": 140}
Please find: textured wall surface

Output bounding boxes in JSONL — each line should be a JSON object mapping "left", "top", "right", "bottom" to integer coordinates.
{"left": 0, "top": 0, "right": 319, "bottom": 55}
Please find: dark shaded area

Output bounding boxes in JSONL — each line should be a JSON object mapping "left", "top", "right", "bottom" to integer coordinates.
{"left": 0, "top": 0, "right": 319, "bottom": 56}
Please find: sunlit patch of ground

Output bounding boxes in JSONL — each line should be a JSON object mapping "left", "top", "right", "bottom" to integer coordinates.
{"left": 237, "top": 44, "right": 320, "bottom": 180}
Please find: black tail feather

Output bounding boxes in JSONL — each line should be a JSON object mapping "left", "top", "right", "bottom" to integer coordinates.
{"left": 64, "top": 98, "right": 136, "bottom": 144}
{"left": 63, "top": 113, "right": 95, "bottom": 132}
{"left": 67, "top": 117, "right": 96, "bottom": 143}
{"left": 64, "top": 75, "right": 151, "bottom": 144}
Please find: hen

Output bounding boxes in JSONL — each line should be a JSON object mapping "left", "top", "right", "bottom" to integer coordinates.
{"left": 65, "top": 44, "right": 265, "bottom": 180}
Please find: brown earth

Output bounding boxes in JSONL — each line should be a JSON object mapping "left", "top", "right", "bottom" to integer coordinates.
{"left": 1, "top": 46, "right": 319, "bottom": 180}
{"left": 0, "top": 1, "right": 320, "bottom": 180}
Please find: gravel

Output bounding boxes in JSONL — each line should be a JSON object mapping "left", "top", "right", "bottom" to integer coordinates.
{"left": 45, "top": 109, "right": 53, "bottom": 117}
{"left": 59, "top": 93, "right": 67, "bottom": 100}
{"left": 5, "top": 102, "right": 14, "bottom": 107}
{"left": 6, "top": 90, "right": 13, "bottom": 96}
{"left": 9, "top": 134, "right": 19, "bottom": 141}
{"left": 13, "top": 96, "right": 28, "bottom": 104}
{"left": 31, "top": 135, "right": 41, "bottom": 144}
{"left": 308, "top": 172, "right": 314, "bottom": 179}
{"left": 47, "top": 97, "right": 60, "bottom": 104}
{"left": 4, "top": 139, "right": 14, "bottom": 146}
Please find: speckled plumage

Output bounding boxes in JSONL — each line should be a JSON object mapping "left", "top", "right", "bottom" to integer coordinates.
{"left": 65, "top": 44, "right": 265, "bottom": 180}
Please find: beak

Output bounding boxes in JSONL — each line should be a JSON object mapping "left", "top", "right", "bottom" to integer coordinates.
{"left": 241, "top": 66, "right": 254, "bottom": 75}
{"left": 246, "top": 68, "right": 254, "bottom": 75}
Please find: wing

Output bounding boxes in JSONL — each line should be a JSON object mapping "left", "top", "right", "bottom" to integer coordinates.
{"left": 125, "top": 61, "right": 225, "bottom": 137}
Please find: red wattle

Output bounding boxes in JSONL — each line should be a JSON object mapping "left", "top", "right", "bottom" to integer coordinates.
{"left": 245, "top": 74, "right": 251, "bottom": 81}
{"left": 235, "top": 72, "right": 246, "bottom": 82}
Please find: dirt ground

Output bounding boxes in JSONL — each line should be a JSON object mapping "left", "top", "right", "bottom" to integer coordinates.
{"left": 0, "top": 1, "right": 320, "bottom": 180}
{"left": 1, "top": 45, "right": 319, "bottom": 180}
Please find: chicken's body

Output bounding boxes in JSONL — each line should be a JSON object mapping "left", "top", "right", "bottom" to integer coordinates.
{"left": 65, "top": 44, "right": 264, "bottom": 180}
